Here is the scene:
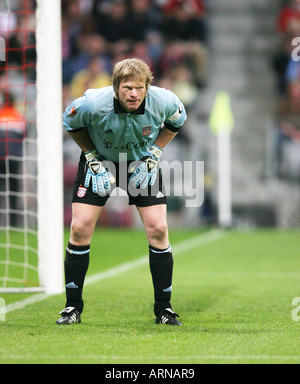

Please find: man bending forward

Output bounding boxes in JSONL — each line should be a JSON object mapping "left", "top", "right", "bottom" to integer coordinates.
{"left": 57, "top": 58, "right": 187, "bottom": 326}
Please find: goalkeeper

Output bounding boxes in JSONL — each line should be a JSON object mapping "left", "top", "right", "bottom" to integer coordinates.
{"left": 57, "top": 58, "right": 187, "bottom": 326}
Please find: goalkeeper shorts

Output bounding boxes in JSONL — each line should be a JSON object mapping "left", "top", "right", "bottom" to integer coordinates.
{"left": 71, "top": 153, "right": 167, "bottom": 208}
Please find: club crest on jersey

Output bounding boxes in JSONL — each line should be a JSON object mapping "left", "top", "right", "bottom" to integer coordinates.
{"left": 68, "top": 106, "right": 77, "bottom": 118}
{"left": 142, "top": 126, "right": 152, "bottom": 136}
{"left": 77, "top": 187, "right": 87, "bottom": 198}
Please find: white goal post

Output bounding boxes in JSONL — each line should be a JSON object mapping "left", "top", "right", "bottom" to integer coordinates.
{"left": 36, "top": 0, "right": 64, "bottom": 295}
{"left": 0, "top": 0, "right": 64, "bottom": 294}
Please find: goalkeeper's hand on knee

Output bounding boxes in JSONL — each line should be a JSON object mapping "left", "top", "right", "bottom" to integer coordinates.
{"left": 84, "top": 149, "right": 115, "bottom": 196}
{"left": 129, "top": 144, "right": 163, "bottom": 189}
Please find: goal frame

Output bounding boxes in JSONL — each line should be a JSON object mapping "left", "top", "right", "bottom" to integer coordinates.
{"left": 0, "top": 0, "right": 64, "bottom": 294}
{"left": 36, "top": 0, "right": 64, "bottom": 295}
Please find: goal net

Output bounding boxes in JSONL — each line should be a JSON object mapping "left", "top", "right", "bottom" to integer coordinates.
{"left": 0, "top": 0, "right": 64, "bottom": 294}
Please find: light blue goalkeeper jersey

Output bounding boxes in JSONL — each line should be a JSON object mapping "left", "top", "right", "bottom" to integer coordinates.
{"left": 63, "top": 85, "right": 187, "bottom": 162}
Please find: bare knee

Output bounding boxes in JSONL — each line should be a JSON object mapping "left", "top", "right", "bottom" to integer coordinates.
{"left": 137, "top": 205, "right": 169, "bottom": 249}
{"left": 70, "top": 204, "right": 102, "bottom": 245}
{"left": 146, "top": 220, "right": 169, "bottom": 248}
{"left": 70, "top": 217, "right": 95, "bottom": 245}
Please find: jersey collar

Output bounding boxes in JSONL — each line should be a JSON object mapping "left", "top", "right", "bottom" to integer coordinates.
{"left": 114, "top": 98, "right": 146, "bottom": 115}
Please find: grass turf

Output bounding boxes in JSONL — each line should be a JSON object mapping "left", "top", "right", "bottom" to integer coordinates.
{"left": 0, "top": 228, "right": 299, "bottom": 364}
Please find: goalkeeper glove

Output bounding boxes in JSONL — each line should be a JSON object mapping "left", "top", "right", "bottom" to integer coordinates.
{"left": 84, "top": 149, "right": 114, "bottom": 196}
{"left": 129, "top": 144, "right": 163, "bottom": 189}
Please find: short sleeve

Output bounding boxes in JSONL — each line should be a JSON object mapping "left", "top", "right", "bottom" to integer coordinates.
{"left": 164, "top": 93, "right": 187, "bottom": 129}
{"left": 63, "top": 94, "right": 91, "bottom": 132}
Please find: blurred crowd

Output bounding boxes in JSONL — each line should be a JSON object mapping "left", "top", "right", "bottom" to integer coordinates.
{"left": 0, "top": 0, "right": 210, "bottom": 118}
{"left": 0, "top": 0, "right": 211, "bottom": 226}
{"left": 272, "top": 0, "right": 300, "bottom": 179}
{"left": 62, "top": 0, "right": 209, "bottom": 112}
{"left": 0, "top": 0, "right": 37, "bottom": 227}
{"left": 60, "top": 0, "right": 210, "bottom": 224}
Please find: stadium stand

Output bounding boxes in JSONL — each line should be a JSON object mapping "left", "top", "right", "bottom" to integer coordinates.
{"left": 0, "top": 0, "right": 37, "bottom": 229}
{"left": 61, "top": 0, "right": 211, "bottom": 227}
{"left": 1, "top": 0, "right": 298, "bottom": 228}
{"left": 272, "top": 0, "right": 300, "bottom": 181}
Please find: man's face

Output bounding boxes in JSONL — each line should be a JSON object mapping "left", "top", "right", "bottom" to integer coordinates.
{"left": 118, "top": 78, "right": 147, "bottom": 112}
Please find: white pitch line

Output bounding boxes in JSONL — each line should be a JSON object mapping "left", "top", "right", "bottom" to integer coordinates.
{"left": 2, "top": 354, "right": 300, "bottom": 362}
{"left": 4, "top": 293, "right": 48, "bottom": 314}
{"left": 85, "top": 229, "right": 225, "bottom": 286}
{"left": 3, "top": 230, "right": 225, "bottom": 315}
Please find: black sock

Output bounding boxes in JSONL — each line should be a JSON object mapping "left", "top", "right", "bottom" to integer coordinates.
{"left": 149, "top": 245, "right": 173, "bottom": 316}
{"left": 64, "top": 242, "right": 90, "bottom": 314}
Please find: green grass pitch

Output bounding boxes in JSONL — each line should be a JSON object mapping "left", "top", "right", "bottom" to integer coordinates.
{"left": 0, "top": 228, "right": 299, "bottom": 364}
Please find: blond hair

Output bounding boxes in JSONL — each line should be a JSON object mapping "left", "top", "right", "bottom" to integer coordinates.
{"left": 112, "top": 58, "right": 153, "bottom": 97}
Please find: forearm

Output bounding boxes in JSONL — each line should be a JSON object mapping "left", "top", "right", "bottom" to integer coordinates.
{"left": 68, "top": 128, "right": 95, "bottom": 153}
{"left": 154, "top": 125, "right": 180, "bottom": 149}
